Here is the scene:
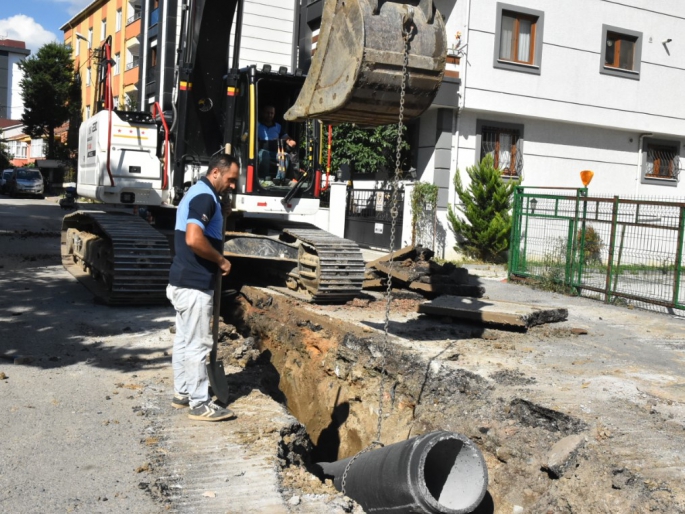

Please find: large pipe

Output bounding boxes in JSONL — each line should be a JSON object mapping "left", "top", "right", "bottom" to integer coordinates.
{"left": 317, "top": 431, "right": 488, "bottom": 514}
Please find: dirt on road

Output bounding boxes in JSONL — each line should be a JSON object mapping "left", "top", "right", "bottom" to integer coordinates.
{"left": 2, "top": 196, "right": 685, "bottom": 514}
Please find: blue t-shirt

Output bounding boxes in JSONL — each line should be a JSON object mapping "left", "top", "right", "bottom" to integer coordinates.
{"left": 258, "top": 122, "right": 285, "bottom": 141}
{"left": 169, "top": 177, "right": 224, "bottom": 290}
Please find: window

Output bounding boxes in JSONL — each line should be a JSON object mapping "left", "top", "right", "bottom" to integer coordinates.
{"left": 88, "top": 28, "right": 93, "bottom": 49}
{"left": 30, "top": 139, "right": 45, "bottom": 159}
{"left": 86, "top": 67, "right": 91, "bottom": 86}
{"left": 114, "top": 53, "right": 120, "bottom": 75}
{"left": 642, "top": 138, "right": 680, "bottom": 185}
{"left": 75, "top": 37, "right": 80, "bottom": 56}
{"left": 600, "top": 25, "right": 642, "bottom": 80}
{"left": 150, "top": 39, "right": 158, "bottom": 68}
{"left": 476, "top": 120, "right": 524, "bottom": 178}
{"left": 116, "top": 9, "right": 122, "bottom": 32}
{"left": 86, "top": 105, "right": 91, "bottom": 119}
{"left": 494, "top": 3, "right": 544, "bottom": 74}
{"left": 101, "top": 19, "right": 107, "bottom": 40}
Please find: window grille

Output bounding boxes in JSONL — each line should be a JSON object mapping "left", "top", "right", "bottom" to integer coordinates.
{"left": 480, "top": 126, "right": 523, "bottom": 177}
{"left": 645, "top": 145, "right": 680, "bottom": 180}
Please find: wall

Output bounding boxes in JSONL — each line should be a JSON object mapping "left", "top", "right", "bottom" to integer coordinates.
{"left": 230, "top": 0, "right": 296, "bottom": 71}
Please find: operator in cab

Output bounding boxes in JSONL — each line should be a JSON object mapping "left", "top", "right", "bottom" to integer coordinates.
{"left": 257, "top": 104, "right": 297, "bottom": 185}
{"left": 166, "top": 154, "right": 239, "bottom": 422}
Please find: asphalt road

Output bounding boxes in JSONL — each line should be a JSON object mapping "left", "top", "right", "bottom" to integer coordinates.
{"left": 0, "top": 195, "right": 172, "bottom": 513}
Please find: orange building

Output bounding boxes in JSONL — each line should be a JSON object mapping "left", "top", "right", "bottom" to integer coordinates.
{"left": 60, "top": 0, "right": 141, "bottom": 120}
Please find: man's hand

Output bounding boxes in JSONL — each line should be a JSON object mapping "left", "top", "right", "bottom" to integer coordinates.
{"left": 219, "top": 257, "right": 231, "bottom": 276}
{"left": 286, "top": 138, "right": 297, "bottom": 148}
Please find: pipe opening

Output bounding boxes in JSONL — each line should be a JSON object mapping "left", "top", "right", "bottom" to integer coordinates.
{"left": 423, "top": 438, "right": 486, "bottom": 511}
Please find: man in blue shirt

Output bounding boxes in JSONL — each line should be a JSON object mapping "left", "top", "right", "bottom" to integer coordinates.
{"left": 258, "top": 105, "right": 297, "bottom": 184}
{"left": 167, "top": 154, "right": 239, "bottom": 421}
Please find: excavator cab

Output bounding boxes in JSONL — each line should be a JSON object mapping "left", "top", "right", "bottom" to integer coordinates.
{"left": 227, "top": 66, "right": 324, "bottom": 214}
{"left": 286, "top": 0, "right": 446, "bottom": 126}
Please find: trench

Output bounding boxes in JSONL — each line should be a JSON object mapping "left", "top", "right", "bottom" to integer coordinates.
{"left": 217, "top": 286, "right": 674, "bottom": 514}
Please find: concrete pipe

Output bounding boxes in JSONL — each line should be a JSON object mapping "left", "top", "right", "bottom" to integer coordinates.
{"left": 317, "top": 431, "right": 488, "bottom": 514}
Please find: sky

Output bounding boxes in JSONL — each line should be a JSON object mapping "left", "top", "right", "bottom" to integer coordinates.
{"left": 0, "top": 0, "right": 92, "bottom": 54}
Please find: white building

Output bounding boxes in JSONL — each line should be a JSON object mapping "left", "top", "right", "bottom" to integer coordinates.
{"left": 0, "top": 38, "right": 30, "bottom": 120}
{"left": 420, "top": 0, "right": 685, "bottom": 259}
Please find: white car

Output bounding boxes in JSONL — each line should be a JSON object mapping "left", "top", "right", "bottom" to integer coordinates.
{"left": 8, "top": 168, "right": 45, "bottom": 198}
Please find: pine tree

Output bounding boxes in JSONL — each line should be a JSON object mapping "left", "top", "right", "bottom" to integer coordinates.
{"left": 447, "top": 154, "right": 519, "bottom": 262}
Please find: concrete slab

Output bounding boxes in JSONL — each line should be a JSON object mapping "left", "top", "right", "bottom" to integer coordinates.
{"left": 417, "top": 295, "right": 568, "bottom": 328}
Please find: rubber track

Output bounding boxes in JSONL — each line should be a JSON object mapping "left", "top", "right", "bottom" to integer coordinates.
{"left": 64, "top": 211, "right": 172, "bottom": 305}
{"left": 284, "top": 228, "right": 365, "bottom": 302}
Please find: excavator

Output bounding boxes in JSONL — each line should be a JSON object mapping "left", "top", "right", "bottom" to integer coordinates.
{"left": 61, "top": 0, "right": 446, "bottom": 305}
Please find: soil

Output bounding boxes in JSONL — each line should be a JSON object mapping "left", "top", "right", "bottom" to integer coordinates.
{"left": 223, "top": 285, "right": 685, "bottom": 513}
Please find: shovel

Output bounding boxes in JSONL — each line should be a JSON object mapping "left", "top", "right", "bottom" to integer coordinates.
{"left": 207, "top": 210, "right": 230, "bottom": 404}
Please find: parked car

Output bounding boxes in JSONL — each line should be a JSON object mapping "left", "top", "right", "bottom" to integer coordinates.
{"left": 7, "top": 168, "right": 45, "bottom": 198}
{"left": 0, "top": 169, "right": 13, "bottom": 194}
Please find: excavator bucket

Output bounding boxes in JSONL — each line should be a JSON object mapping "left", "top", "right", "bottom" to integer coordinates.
{"left": 285, "top": 0, "right": 446, "bottom": 127}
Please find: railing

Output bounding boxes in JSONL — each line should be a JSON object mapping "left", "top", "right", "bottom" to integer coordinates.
{"left": 127, "top": 11, "right": 141, "bottom": 25}
{"left": 509, "top": 186, "right": 685, "bottom": 312}
{"left": 125, "top": 57, "right": 140, "bottom": 70}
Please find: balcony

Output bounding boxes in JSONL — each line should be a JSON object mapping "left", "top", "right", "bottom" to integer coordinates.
{"left": 125, "top": 57, "right": 140, "bottom": 71}
{"left": 149, "top": 8, "right": 159, "bottom": 27}
{"left": 127, "top": 11, "right": 141, "bottom": 25}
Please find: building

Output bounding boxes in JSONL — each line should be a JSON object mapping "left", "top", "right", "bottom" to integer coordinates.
{"left": 61, "top": 0, "right": 142, "bottom": 119}
{"left": 0, "top": 38, "right": 30, "bottom": 120}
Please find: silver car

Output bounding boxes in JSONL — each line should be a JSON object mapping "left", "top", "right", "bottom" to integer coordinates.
{"left": 8, "top": 168, "right": 45, "bottom": 198}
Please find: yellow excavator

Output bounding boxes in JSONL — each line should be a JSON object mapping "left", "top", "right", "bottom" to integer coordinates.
{"left": 61, "top": 0, "right": 447, "bottom": 305}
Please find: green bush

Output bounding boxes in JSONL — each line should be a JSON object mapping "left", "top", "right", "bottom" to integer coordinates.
{"left": 447, "top": 154, "right": 518, "bottom": 263}
{"left": 577, "top": 225, "right": 603, "bottom": 264}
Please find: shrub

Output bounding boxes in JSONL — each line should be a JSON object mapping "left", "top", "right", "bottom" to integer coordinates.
{"left": 447, "top": 154, "right": 519, "bottom": 262}
{"left": 577, "top": 225, "right": 603, "bottom": 264}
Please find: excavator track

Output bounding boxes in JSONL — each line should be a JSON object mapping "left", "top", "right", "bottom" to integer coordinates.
{"left": 61, "top": 211, "right": 172, "bottom": 305}
{"left": 284, "top": 228, "right": 365, "bottom": 302}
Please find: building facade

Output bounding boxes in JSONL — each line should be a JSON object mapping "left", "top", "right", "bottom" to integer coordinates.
{"left": 0, "top": 38, "right": 30, "bottom": 120}
{"left": 418, "top": 0, "right": 685, "bottom": 258}
{"left": 61, "top": 0, "right": 142, "bottom": 119}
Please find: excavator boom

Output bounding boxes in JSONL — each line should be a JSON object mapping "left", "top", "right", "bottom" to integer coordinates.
{"left": 286, "top": 0, "right": 446, "bottom": 126}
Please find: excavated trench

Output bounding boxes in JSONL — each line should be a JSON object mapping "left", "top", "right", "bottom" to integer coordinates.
{"left": 218, "top": 286, "right": 683, "bottom": 513}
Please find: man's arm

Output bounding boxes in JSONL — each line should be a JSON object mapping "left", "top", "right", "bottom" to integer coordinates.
{"left": 186, "top": 224, "right": 231, "bottom": 276}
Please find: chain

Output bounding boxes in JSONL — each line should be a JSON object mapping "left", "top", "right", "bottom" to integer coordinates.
{"left": 341, "top": 24, "right": 413, "bottom": 496}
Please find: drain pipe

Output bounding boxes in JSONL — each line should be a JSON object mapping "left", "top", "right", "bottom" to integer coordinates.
{"left": 317, "top": 431, "right": 488, "bottom": 514}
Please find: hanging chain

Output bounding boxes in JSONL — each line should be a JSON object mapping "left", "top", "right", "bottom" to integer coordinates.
{"left": 341, "top": 24, "right": 413, "bottom": 496}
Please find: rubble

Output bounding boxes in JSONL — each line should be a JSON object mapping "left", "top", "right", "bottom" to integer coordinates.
{"left": 364, "top": 245, "right": 484, "bottom": 298}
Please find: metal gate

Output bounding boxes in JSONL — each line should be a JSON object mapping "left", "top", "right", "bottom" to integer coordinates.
{"left": 345, "top": 188, "right": 404, "bottom": 250}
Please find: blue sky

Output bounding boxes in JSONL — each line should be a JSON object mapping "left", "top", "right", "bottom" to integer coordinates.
{"left": 0, "top": 0, "right": 91, "bottom": 53}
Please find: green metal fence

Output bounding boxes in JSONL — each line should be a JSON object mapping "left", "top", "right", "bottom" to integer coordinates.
{"left": 509, "top": 186, "right": 685, "bottom": 311}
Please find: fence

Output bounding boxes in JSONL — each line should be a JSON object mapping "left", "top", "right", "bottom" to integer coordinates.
{"left": 345, "top": 188, "right": 404, "bottom": 250}
{"left": 509, "top": 186, "right": 685, "bottom": 312}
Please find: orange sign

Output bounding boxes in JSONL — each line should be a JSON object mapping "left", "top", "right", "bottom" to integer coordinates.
{"left": 580, "top": 170, "right": 594, "bottom": 187}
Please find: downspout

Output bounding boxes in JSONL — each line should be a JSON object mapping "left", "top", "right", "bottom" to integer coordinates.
{"left": 636, "top": 132, "right": 653, "bottom": 195}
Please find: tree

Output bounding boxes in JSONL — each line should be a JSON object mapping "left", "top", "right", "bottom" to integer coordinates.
{"left": 0, "top": 130, "right": 12, "bottom": 169}
{"left": 447, "top": 154, "right": 519, "bottom": 262}
{"left": 330, "top": 123, "right": 411, "bottom": 175}
{"left": 19, "top": 43, "right": 80, "bottom": 159}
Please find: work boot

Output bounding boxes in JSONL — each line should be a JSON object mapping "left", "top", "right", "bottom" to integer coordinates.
{"left": 188, "top": 400, "right": 236, "bottom": 422}
{"left": 171, "top": 393, "right": 189, "bottom": 409}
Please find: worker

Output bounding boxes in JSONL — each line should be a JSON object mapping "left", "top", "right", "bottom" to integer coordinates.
{"left": 166, "top": 154, "right": 239, "bottom": 421}
{"left": 257, "top": 104, "right": 297, "bottom": 184}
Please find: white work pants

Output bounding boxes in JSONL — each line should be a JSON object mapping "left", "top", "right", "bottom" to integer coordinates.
{"left": 166, "top": 284, "right": 214, "bottom": 408}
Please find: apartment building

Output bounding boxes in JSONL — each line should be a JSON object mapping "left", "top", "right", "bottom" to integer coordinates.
{"left": 0, "top": 38, "right": 30, "bottom": 120}
{"left": 61, "top": 0, "right": 142, "bottom": 119}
